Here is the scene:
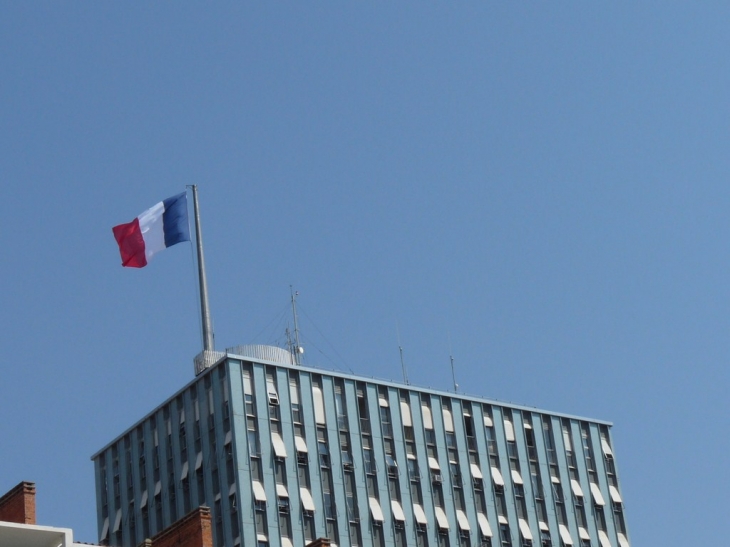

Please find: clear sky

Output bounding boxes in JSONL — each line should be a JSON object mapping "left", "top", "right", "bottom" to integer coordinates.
{"left": 1, "top": 3, "right": 728, "bottom": 545}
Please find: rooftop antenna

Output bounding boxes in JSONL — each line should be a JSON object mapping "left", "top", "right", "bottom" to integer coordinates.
{"left": 290, "top": 286, "right": 304, "bottom": 365}
{"left": 397, "top": 321, "right": 409, "bottom": 385}
{"left": 285, "top": 326, "right": 296, "bottom": 365}
{"left": 448, "top": 331, "right": 458, "bottom": 392}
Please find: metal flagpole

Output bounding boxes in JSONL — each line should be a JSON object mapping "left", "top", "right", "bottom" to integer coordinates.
{"left": 189, "top": 185, "right": 217, "bottom": 374}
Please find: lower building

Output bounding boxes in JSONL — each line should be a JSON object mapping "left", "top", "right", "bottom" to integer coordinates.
{"left": 0, "top": 480, "right": 216, "bottom": 547}
{"left": 92, "top": 345, "right": 630, "bottom": 547}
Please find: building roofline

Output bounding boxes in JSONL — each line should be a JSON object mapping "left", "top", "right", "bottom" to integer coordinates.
{"left": 92, "top": 351, "right": 612, "bottom": 459}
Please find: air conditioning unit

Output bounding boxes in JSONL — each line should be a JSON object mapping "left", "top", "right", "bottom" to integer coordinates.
{"left": 268, "top": 394, "right": 279, "bottom": 406}
{"left": 432, "top": 474, "right": 443, "bottom": 484}
{"left": 343, "top": 462, "right": 354, "bottom": 471}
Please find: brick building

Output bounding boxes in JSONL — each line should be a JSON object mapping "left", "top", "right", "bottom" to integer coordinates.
{"left": 0, "top": 480, "right": 214, "bottom": 547}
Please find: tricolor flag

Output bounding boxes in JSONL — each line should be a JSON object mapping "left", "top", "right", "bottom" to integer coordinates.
{"left": 112, "top": 192, "right": 190, "bottom": 268}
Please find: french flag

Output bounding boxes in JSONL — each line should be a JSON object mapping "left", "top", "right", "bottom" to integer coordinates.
{"left": 112, "top": 192, "right": 190, "bottom": 268}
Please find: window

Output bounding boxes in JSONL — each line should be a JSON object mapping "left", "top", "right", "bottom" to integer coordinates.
{"left": 277, "top": 484, "right": 290, "bottom": 513}
{"left": 248, "top": 431, "right": 260, "bottom": 457}
{"left": 357, "top": 386, "right": 371, "bottom": 434}
{"left": 342, "top": 449, "right": 354, "bottom": 469}
{"left": 491, "top": 466, "right": 505, "bottom": 487}
{"left": 518, "top": 519, "right": 533, "bottom": 544}
{"left": 442, "top": 407, "right": 455, "bottom": 432}
{"left": 312, "top": 385, "right": 326, "bottom": 425}
{"left": 503, "top": 418, "right": 515, "bottom": 442}
{"left": 324, "top": 491, "right": 335, "bottom": 520}
{"left": 271, "top": 432, "right": 287, "bottom": 459}
{"left": 401, "top": 400, "right": 412, "bottom": 427}
{"left": 499, "top": 523, "right": 512, "bottom": 547}
{"left": 369, "top": 496, "right": 384, "bottom": 523}
{"left": 364, "top": 449, "right": 376, "bottom": 475}
{"left": 300, "top": 487, "right": 316, "bottom": 513}
{"left": 244, "top": 380, "right": 255, "bottom": 416}
{"left": 478, "top": 513, "right": 493, "bottom": 541}
{"left": 558, "top": 524, "right": 573, "bottom": 546}
{"left": 318, "top": 442, "right": 330, "bottom": 468}
{"left": 590, "top": 483, "right": 606, "bottom": 506}
{"left": 413, "top": 503, "right": 428, "bottom": 528}
{"left": 422, "top": 402, "right": 434, "bottom": 430}
{"left": 335, "top": 388, "right": 348, "bottom": 430}
{"left": 451, "top": 461, "right": 461, "bottom": 484}
{"left": 408, "top": 457, "right": 420, "bottom": 481}
{"left": 456, "top": 509, "right": 471, "bottom": 533}
{"left": 380, "top": 406, "right": 393, "bottom": 437}
{"left": 266, "top": 374, "right": 279, "bottom": 406}
{"left": 386, "top": 454, "right": 398, "bottom": 476}
{"left": 346, "top": 493, "right": 357, "bottom": 521}
{"left": 392, "top": 499, "right": 406, "bottom": 523}
{"left": 435, "top": 506, "right": 450, "bottom": 531}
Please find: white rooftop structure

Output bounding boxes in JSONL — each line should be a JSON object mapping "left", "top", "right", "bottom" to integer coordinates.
{"left": 0, "top": 520, "right": 92, "bottom": 547}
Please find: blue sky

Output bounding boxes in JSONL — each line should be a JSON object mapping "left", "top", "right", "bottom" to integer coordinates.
{"left": 1, "top": 3, "right": 728, "bottom": 544}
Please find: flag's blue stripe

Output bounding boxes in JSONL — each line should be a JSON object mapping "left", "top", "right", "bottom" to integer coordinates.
{"left": 162, "top": 192, "right": 191, "bottom": 248}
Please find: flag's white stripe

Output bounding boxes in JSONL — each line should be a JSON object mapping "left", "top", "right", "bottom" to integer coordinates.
{"left": 138, "top": 201, "right": 166, "bottom": 261}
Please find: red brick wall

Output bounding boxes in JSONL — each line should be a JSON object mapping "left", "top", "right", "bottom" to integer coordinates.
{"left": 148, "top": 506, "right": 212, "bottom": 547}
{"left": 0, "top": 481, "right": 36, "bottom": 525}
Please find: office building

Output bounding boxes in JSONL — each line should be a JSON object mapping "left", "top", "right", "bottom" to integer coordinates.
{"left": 92, "top": 345, "right": 630, "bottom": 547}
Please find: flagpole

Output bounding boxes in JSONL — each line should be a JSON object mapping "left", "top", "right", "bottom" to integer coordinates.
{"left": 189, "top": 185, "right": 216, "bottom": 374}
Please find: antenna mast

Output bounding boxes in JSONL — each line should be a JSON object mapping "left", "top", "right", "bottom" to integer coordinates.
{"left": 290, "top": 286, "right": 303, "bottom": 365}
{"left": 448, "top": 331, "right": 457, "bottom": 392}
{"left": 450, "top": 355, "right": 458, "bottom": 392}
{"left": 397, "top": 321, "right": 409, "bottom": 384}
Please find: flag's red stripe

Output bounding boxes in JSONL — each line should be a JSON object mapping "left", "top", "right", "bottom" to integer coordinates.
{"left": 112, "top": 218, "right": 148, "bottom": 268}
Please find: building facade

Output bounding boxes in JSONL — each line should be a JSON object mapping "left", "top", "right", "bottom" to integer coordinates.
{"left": 92, "top": 346, "right": 630, "bottom": 547}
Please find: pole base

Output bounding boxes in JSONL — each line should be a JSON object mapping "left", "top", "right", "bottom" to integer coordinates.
{"left": 194, "top": 350, "right": 226, "bottom": 375}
